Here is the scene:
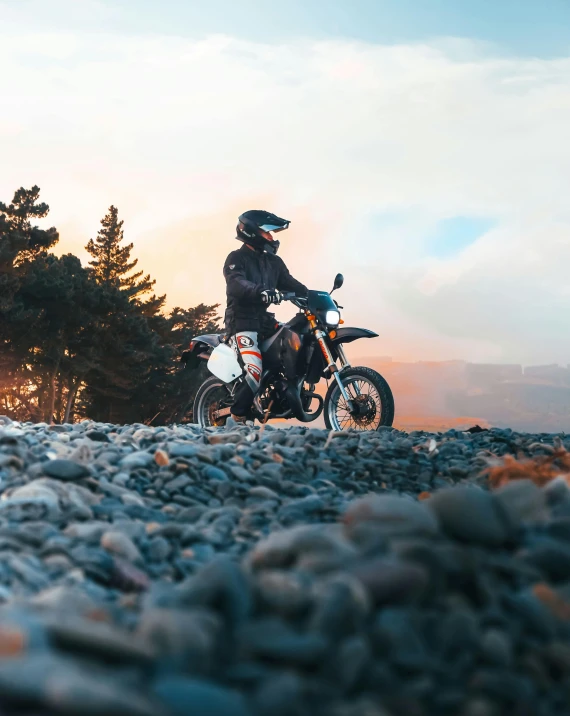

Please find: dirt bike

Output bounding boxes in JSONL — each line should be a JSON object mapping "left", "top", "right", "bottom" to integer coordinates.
{"left": 182, "top": 274, "right": 395, "bottom": 431}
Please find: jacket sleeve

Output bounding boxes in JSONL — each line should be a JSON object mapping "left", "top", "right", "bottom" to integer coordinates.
{"left": 276, "top": 258, "right": 308, "bottom": 296}
{"left": 223, "top": 252, "right": 263, "bottom": 302}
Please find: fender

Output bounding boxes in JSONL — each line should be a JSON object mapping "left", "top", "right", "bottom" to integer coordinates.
{"left": 330, "top": 327, "right": 379, "bottom": 344}
{"left": 181, "top": 333, "right": 222, "bottom": 369}
{"left": 193, "top": 334, "right": 222, "bottom": 349}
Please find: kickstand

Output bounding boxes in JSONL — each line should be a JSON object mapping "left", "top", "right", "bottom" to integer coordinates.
{"left": 258, "top": 400, "right": 274, "bottom": 438}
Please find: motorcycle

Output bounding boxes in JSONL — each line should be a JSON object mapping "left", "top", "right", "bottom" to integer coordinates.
{"left": 182, "top": 274, "right": 395, "bottom": 431}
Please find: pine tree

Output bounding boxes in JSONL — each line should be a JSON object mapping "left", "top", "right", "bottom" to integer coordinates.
{"left": 3, "top": 253, "right": 109, "bottom": 422}
{"left": 153, "top": 303, "right": 221, "bottom": 423}
{"left": 78, "top": 285, "right": 160, "bottom": 423}
{"left": 85, "top": 205, "right": 155, "bottom": 299}
{"left": 0, "top": 186, "right": 60, "bottom": 420}
{"left": 0, "top": 186, "right": 59, "bottom": 271}
{"left": 81, "top": 205, "right": 168, "bottom": 421}
{"left": 1, "top": 186, "right": 221, "bottom": 425}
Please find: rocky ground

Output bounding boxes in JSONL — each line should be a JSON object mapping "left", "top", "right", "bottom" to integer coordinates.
{"left": 0, "top": 416, "right": 570, "bottom": 715}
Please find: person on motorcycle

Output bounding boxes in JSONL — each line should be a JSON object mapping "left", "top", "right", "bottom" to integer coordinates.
{"left": 224, "top": 210, "right": 308, "bottom": 423}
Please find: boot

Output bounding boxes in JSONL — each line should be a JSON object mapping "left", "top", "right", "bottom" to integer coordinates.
{"left": 228, "top": 413, "right": 248, "bottom": 425}
{"left": 226, "top": 413, "right": 253, "bottom": 429}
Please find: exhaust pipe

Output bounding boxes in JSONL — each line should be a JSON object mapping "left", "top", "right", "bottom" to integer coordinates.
{"left": 285, "top": 383, "right": 323, "bottom": 423}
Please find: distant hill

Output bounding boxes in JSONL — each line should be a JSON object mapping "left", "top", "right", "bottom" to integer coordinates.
{"left": 358, "top": 357, "right": 570, "bottom": 433}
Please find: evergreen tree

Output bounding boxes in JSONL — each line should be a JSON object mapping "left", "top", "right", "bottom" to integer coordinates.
{"left": 77, "top": 300, "right": 157, "bottom": 423}
{"left": 2, "top": 253, "right": 109, "bottom": 422}
{"left": 85, "top": 205, "right": 156, "bottom": 299}
{"left": 1, "top": 186, "right": 221, "bottom": 425}
{"left": 0, "top": 186, "right": 58, "bottom": 272}
{"left": 0, "top": 186, "right": 60, "bottom": 420}
{"left": 82, "top": 205, "right": 168, "bottom": 421}
{"left": 156, "top": 303, "right": 221, "bottom": 423}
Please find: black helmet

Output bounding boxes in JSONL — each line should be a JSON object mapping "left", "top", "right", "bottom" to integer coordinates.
{"left": 236, "top": 210, "right": 290, "bottom": 254}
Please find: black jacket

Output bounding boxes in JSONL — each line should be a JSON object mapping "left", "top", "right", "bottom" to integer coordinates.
{"left": 223, "top": 244, "right": 308, "bottom": 334}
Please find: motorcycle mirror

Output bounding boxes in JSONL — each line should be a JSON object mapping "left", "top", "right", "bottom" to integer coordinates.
{"left": 331, "top": 273, "right": 344, "bottom": 293}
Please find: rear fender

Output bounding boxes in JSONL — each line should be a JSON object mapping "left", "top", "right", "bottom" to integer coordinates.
{"left": 180, "top": 334, "right": 223, "bottom": 369}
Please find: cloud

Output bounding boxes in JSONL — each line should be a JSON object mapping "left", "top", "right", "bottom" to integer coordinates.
{"left": 1, "top": 23, "right": 570, "bottom": 363}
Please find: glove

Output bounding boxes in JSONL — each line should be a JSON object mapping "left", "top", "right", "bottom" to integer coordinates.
{"left": 260, "top": 289, "right": 283, "bottom": 305}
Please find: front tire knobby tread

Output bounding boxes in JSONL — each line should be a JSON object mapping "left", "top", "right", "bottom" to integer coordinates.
{"left": 323, "top": 366, "right": 395, "bottom": 431}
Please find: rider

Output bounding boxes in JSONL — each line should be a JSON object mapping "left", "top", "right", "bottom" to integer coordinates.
{"left": 224, "top": 210, "right": 308, "bottom": 423}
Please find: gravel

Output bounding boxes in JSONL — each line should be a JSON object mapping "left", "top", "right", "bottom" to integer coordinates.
{"left": 0, "top": 417, "right": 569, "bottom": 714}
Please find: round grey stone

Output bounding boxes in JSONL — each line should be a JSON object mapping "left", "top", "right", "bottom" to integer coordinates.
{"left": 427, "top": 486, "right": 510, "bottom": 546}
{"left": 42, "top": 459, "right": 90, "bottom": 481}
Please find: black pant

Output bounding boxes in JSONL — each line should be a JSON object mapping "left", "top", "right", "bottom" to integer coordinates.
{"left": 231, "top": 332, "right": 262, "bottom": 417}
{"left": 227, "top": 314, "right": 281, "bottom": 418}
{"left": 232, "top": 382, "right": 255, "bottom": 417}
{"left": 225, "top": 309, "right": 278, "bottom": 337}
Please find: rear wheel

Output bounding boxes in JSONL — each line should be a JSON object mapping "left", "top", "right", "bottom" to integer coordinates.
{"left": 324, "top": 366, "right": 394, "bottom": 431}
{"left": 193, "top": 376, "right": 234, "bottom": 427}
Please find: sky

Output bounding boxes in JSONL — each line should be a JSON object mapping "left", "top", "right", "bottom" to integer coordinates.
{"left": 1, "top": 0, "right": 570, "bottom": 366}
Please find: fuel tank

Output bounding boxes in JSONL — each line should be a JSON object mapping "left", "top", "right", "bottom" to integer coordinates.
{"left": 260, "top": 326, "right": 304, "bottom": 380}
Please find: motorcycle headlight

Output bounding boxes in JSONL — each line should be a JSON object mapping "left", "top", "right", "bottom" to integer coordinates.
{"left": 325, "top": 309, "right": 341, "bottom": 327}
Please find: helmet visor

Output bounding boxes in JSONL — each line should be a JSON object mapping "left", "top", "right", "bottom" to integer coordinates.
{"left": 259, "top": 222, "right": 289, "bottom": 233}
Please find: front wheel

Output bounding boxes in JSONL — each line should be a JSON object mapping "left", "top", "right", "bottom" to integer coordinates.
{"left": 324, "top": 366, "right": 395, "bottom": 431}
{"left": 193, "top": 376, "right": 234, "bottom": 427}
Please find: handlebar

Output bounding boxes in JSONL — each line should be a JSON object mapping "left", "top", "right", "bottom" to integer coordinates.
{"left": 279, "top": 292, "right": 307, "bottom": 309}
{"left": 279, "top": 293, "right": 343, "bottom": 309}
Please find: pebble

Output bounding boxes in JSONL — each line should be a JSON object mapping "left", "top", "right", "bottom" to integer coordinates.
{"left": 86, "top": 430, "right": 111, "bottom": 443}
{"left": 137, "top": 607, "right": 221, "bottom": 673}
{"left": 237, "top": 617, "right": 328, "bottom": 665}
{"left": 0, "top": 653, "right": 157, "bottom": 715}
{"left": 253, "top": 671, "right": 305, "bottom": 716}
{"left": 427, "top": 486, "right": 512, "bottom": 546}
{"left": 1, "top": 481, "right": 62, "bottom": 521}
{"left": 494, "top": 479, "right": 548, "bottom": 528}
{"left": 101, "top": 531, "right": 143, "bottom": 564}
{"left": 480, "top": 628, "right": 514, "bottom": 668}
{"left": 350, "top": 558, "right": 429, "bottom": 605}
{"left": 343, "top": 493, "right": 439, "bottom": 546}
{"left": 256, "top": 569, "right": 312, "bottom": 616}
{"left": 167, "top": 442, "right": 200, "bottom": 458}
{"left": 0, "top": 421, "right": 567, "bottom": 714}
{"left": 42, "top": 458, "right": 90, "bottom": 481}
{"left": 153, "top": 677, "right": 252, "bottom": 716}
{"left": 147, "top": 536, "right": 171, "bottom": 562}
{"left": 120, "top": 451, "right": 155, "bottom": 469}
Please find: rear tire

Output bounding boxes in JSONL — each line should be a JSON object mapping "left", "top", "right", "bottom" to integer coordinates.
{"left": 193, "top": 376, "right": 234, "bottom": 428}
{"left": 324, "top": 366, "right": 395, "bottom": 431}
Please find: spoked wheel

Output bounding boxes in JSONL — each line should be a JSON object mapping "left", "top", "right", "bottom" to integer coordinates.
{"left": 324, "top": 366, "right": 394, "bottom": 431}
{"left": 193, "top": 376, "right": 234, "bottom": 427}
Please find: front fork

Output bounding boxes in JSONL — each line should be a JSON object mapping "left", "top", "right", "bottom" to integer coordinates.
{"left": 313, "top": 329, "right": 357, "bottom": 413}
{"left": 337, "top": 345, "right": 364, "bottom": 401}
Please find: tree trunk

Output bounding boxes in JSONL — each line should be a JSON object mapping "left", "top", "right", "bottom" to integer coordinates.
{"left": 36, "top": 375, "right": 46, "bottom": 420}
{"left": 63, "top": 379, "right": 80, "bottom": 424}
{"left": 55, "top": 376, "right": 64, "bottom": 423}
{"left": 46, "top": 360, "right": 60, "bottom": 425}
{"left": 70, "top": 383, "right": 79, "bottom": 418}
